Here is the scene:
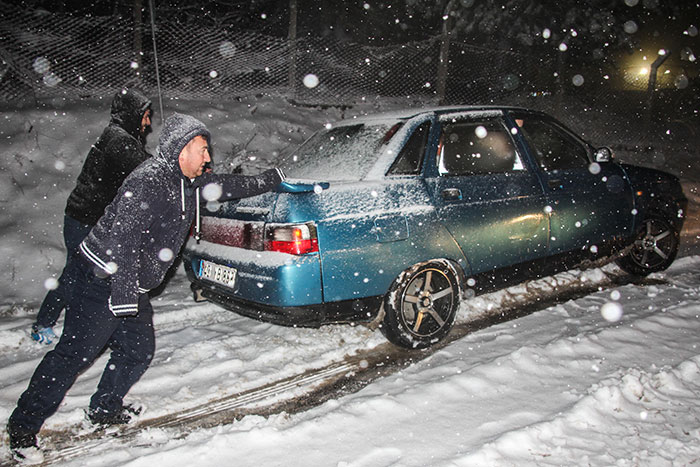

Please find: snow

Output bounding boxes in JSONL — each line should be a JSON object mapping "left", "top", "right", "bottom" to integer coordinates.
{"left": 1, "top": 95, "right": 700, "bottom": 465}
{"left": 187, "top": 239, "right": 304, "bottom": 268}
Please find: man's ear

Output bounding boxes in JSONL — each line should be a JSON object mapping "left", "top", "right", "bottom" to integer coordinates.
{"left": 178, "top": 140, "right": 189, "bottom": 161}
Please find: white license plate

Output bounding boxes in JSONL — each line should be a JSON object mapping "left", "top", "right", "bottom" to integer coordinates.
{"left": 198, "top": 260, "right": 237, "bottom": 288}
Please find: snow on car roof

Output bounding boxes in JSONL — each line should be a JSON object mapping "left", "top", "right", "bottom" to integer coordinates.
{"left": 284, "top": 105, "right": 535, "bottom": 181}
{"left": 330, "top": 105, "right": 528, "bottom": 127}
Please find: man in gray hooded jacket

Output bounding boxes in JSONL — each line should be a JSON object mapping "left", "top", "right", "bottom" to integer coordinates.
{"left": 7, "top": 113, "right": 284, "bottom": 458}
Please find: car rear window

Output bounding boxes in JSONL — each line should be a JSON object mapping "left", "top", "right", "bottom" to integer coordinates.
{"left": 278, "top": 122, "right": 398, "bottom": 181}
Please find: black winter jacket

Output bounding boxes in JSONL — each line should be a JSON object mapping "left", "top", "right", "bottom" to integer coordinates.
{"left": 79, "top": 113, "right": 284, "bottom": 316}
{"left": 65, "top": 88, "right": 152, "bottom": 225}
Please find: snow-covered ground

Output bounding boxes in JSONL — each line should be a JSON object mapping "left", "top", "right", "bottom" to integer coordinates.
{"left": 1, "top": 96, "right": 700, "bottom": 466}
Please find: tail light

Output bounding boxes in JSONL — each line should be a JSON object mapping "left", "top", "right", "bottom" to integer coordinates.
{"left": 265, "top": 222, "right": 319, "bottom": 255}
{"left": 198, "top": 217, "right": 318, "bottom": 256}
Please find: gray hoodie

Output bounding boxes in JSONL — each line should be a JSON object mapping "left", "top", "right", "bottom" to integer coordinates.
{"left": 79, "top": 113, "right": 284, "bottom": 316}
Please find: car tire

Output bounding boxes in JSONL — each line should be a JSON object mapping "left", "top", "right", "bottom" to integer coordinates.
{"left": 615, "top": 215, "right": 679, "bottom": 276}
{"left": 381, "top": 260, "right": 460, "bottom": 349}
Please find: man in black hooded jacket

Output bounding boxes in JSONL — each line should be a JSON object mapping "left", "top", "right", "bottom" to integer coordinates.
{"left": 31, "top": 87, "right": 153, "bottom": 345}
{"left": 7, "top": 112, "right": 284, "bottom": 459}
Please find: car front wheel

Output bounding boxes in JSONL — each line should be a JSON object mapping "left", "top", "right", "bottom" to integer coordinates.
{"left": 381, "top": 260, "right": 459, "bottom": 349}
{"left": 616, "top": 216, "right": 679, "bottom": 276}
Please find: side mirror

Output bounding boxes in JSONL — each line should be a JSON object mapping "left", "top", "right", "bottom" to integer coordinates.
{"left": 594, "top": 147, "right": 613, "bottom": 162}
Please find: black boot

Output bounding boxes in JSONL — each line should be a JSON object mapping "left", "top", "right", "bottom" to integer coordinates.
{"left": 87, "top": 404, "right": 141, "bottom": 427}
{"left": 7, "top": 423, "right": 38, "bottom": 459}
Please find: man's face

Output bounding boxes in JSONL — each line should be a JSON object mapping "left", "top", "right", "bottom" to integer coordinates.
{"left": 179, "top": 135, "right": 211, "bottom": 178}
{"left": 140, "top": 109, "right": 152, "bottom": 137}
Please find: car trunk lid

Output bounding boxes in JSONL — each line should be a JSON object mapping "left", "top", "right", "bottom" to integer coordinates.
{"left": 196, "top": 180, "right": 330, "bottom": 252}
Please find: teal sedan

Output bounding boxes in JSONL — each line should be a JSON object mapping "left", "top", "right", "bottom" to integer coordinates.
{"left": 183, "top": 107, "right": 686, "bottom": 349}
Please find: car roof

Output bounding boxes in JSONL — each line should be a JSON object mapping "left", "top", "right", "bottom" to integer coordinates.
{"left": 333, "top": 105, "right": 545, "bottom": 127}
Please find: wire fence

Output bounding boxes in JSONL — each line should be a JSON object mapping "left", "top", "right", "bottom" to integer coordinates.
{"left": 1, "top": 1, "right": 697, "bottom": 154}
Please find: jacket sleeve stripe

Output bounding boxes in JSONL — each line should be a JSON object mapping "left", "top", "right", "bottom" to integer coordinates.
{"left": 79, "top": 241, "right": 115, "bottom": 275}
{"left": 108, "top": 297, "right": 139, "bottom": 317}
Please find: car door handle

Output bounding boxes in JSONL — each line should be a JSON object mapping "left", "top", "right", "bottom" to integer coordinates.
{"left": 442, "top": 188, "right": 462, "bottom": 201}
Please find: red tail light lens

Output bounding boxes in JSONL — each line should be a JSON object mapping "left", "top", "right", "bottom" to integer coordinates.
{"left": 265, "top": 223, "right": 319, "bottom": 255}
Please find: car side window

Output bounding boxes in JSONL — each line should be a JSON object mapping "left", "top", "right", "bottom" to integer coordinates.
{"left": 387, "top": 121, "right": 431, "bottom": 176}
{"left": 437, "top": 119, "right": 524, "bottom": 176}
{"left": 514, "top": 117, "right": 589, "bottom": 171}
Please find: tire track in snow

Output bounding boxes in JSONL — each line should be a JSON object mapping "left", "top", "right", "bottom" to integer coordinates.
{"left": 33, "top": 267, "right": 662, "bottom": 464}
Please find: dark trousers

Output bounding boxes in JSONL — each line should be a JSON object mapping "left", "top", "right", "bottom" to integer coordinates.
{"left": 9, "top": 255, "right": 155, "bottom": 434}
{"left": 34, "top": 215, "right": 93, "bottom": 329}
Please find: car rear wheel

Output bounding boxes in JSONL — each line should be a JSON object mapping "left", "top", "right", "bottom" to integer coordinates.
{"left": 616, "top": 216, "right": 679, "bottom": 276}
{"left": 381, "top": 261, "right": 459, "bottom": 349}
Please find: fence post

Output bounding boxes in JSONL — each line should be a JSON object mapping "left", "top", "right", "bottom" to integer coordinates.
{"left": 436, "top": 0, "right": 456, "bottom": 105}
{"left": 288, "top": 0, "right": 298, "bottom": 99}
{"left": 133, "top": 0, "right": 143, "bottom": 78}
{"left": 148, "top": 0, "right": 164, "bottom": 124}
{"left": 646, "top": 50, "right": 670, "bottom": 130}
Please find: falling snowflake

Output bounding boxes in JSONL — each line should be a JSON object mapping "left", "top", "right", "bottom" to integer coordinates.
{"left": 32, "top": 57, "right": 50, "bottom": 75}
{"left": 43, "top": 73, "right": 62, "bottom": 87}
{"left": 206, "top": 201, "right": 221, "bottom": 213}
{"left": 623, "top": 21, "right": 638, "bottom": 34}
{"left": 218, "top": 41, "right": 236, "bottom": 58}
{"left": 44, "top": 278, "right": 59, "bottom": 291}
{"left": 202, "top": 183, "right": 223, "bottom": 201}
{"left": 303, "top": 74, "right": 319, "bottom": 88}
{"left": 106, "top": 262, "right": 118, "bottom": 274}
{"left": 601, "top": 302, "right": 623, "bottom": 322}
{"left": 159, "top": 248, "right": 174, "bottom": 262}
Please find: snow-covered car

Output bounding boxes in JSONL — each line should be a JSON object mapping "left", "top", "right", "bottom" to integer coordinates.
{"left": 182, "top": 106, "right": 687, "bottom": 349}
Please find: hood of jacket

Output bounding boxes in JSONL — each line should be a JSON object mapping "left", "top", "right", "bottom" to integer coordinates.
{"left": 109, "top": 88, "right": 152, "bottom": 141}
{"left": 156, "top": 112, "right": 212, "bottom": 177}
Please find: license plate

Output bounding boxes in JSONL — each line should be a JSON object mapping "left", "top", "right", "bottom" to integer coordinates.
{"left": 198, "top": 260, "right": 237, "bottom": 288}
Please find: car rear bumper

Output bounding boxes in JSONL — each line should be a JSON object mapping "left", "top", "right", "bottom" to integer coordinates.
{"left": 187, "top": 277, "right": 383, "bottom": 327}
{"left": 196, "top": 283, "right": 327, "bottom": 326}
{"left": 183, "top": 242, "right": 324, "bottom": 307}
{"left": 183, "top": 247, "right": 383, "bottom": 326}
